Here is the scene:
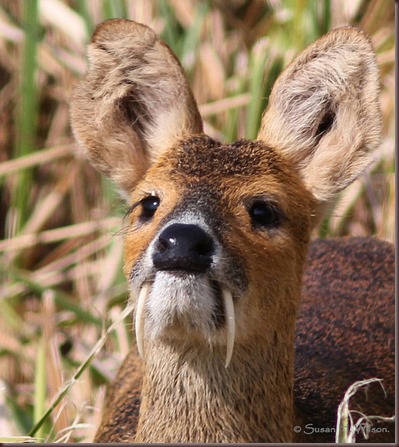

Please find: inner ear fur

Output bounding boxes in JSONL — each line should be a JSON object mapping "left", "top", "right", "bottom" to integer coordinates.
{"left": 258, "top": 27, "right": 381, "bottom": 203}
{"left": 70, "top": 19, "right": 203, "bottom": 196}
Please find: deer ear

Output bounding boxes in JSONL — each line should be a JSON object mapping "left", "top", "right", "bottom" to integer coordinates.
{"left": 70, "top": 19, "right": 203, "bottom": 197}
{"left": 258, "top": 27, "right": 381, "bottom": 203}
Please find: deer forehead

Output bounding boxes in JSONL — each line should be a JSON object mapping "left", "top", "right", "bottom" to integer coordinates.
{"left": 167, "top": 136, "right": 283, "bottom": 178}
{"left": 140, "top": 135, "right": 309, "bottom": 205}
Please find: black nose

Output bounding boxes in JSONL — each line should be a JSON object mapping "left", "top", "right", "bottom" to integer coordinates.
{"left": 152, "top": 223, "right": 215, "bottom": 273}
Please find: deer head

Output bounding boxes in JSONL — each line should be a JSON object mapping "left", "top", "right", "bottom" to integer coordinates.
{"left": 70, "top": 20, "right": 381, "bottom": 442}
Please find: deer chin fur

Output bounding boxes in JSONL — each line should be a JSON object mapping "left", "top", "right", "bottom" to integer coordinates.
{"left": 134, "top": 273, "right": 236, "bottom": 368}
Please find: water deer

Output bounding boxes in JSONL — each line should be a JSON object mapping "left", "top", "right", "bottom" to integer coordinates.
{"left": 70, "top": 19, "right": 394, "bottom": 443}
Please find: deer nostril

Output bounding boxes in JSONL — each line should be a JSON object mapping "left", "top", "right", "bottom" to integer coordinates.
{"left": 157, "top": 236, "right": 176, "bottom": 253}
{"left": 195, "top": 235, "right": 214, "bottom": 256}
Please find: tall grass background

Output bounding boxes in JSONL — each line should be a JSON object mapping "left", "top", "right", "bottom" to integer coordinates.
{"left": 0, "top": 0, "right": 394, "bottom": 442}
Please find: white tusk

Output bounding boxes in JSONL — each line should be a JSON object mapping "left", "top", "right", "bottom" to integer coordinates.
{"left": 222, "top": 288, "right": 235, "bottom": 368}
{"left": 135, "top": 283, "right": 150, "bottom": 360}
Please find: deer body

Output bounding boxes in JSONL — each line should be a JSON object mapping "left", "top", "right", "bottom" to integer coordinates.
{"left": 70, "top": 20, "right": 394, "bottom": 443}
{"left": 295, "top": 237, "right": 395, "bottom": 443}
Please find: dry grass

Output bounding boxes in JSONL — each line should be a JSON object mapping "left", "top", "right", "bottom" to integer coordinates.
{"left": 0, "top": 0, "right": 394, "bottom": 442}
{"left": 336, "top": 379, "right": 395, "bottom": 443}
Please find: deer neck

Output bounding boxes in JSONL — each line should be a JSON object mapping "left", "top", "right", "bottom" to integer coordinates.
{"left": 135, "top": 331, "right": 295, "bottom": 443}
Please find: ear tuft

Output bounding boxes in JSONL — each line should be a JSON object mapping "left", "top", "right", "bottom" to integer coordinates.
{"left": 258, "top": 27, "right": 381, "bottom": 203}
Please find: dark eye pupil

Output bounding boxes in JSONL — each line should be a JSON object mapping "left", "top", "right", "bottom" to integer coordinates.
{"left": 249, "top": 201, "right": 280, "bottom": 228}
{"left": 141, "top": 196, "right": 160, "bottom": 219}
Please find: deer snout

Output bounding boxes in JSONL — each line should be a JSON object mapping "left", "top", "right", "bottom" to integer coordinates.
{"left": 152, "top": 223, "right": 215, "bottom": 273}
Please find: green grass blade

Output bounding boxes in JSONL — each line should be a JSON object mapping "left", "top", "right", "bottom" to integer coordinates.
{"left": 309, "top": 0, "right": 331, "bottom": 37}
{"left": 179, "top": 2, "right": 208, "bottom": 71}
{"left": 74, "top": 0, "right": 94, "bottom": 35}
{"left": 246, "top": 39, "right": 268, "bottom": 140}
{"left": 4, "top": 393, "right": 34, "bottom": 436}
{"left": 102, "top": 0, "right": 127, "bottom": 20}
{"left": 0, "top": 437, "right": 36, "bottom": 443}
{"left": 12, "top": 0, "right": 39, "bottom": 232}
{"left": 0, "top": 297, "right": 24, "bottom": 331}
{"left": 33, "top": 337, "right": 47, "bottom": 442}
{"left": 159, "top": 0, "right": 182, "bottom": 55}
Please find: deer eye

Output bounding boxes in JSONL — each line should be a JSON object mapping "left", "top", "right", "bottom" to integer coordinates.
{"left": 248, "top": 201, "right": 281, "bottom": 229}
{"left": 140, "top": 196, "right": 160, "bottom": 221}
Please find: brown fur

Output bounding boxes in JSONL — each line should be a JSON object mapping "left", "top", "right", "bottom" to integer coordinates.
{"left": 295, "top": 237, "right": 394, "bottom": 442}
{"left": 70, "top": 19, "right": 393, "bottom": 443}
{"left": 95, "top": 238, "right": 395, "bottom": 443}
